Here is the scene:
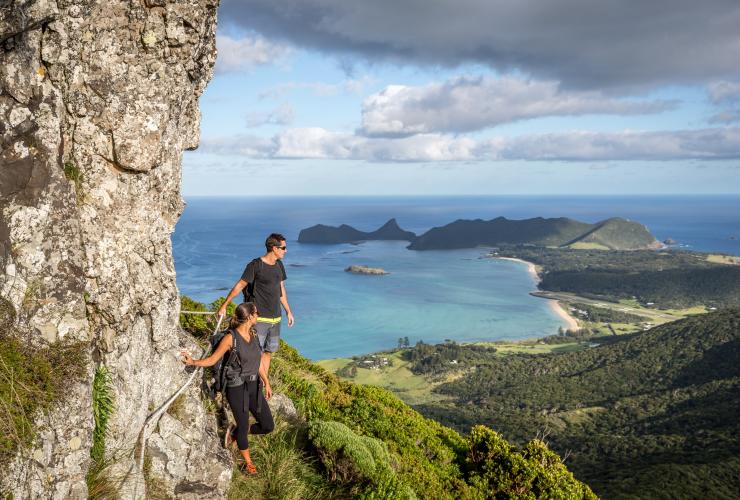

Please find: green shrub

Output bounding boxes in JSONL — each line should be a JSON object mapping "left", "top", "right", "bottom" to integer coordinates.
{"left": 466, "top": 426, "right": 596, "bottom": 499}
{"left": 308, "top": 420, "right": 415, "bottom": 499}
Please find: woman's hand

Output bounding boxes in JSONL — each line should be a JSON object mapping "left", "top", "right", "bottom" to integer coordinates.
{"left": 180, "top": 350, "right": 193, "bottom": 365}
{"left": 264, "top": 382, "right": 272, "bottom": 400}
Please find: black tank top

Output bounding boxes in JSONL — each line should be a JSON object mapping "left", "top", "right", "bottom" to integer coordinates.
{"left": 233, "top": 329, "right": 261, "bottom": 379}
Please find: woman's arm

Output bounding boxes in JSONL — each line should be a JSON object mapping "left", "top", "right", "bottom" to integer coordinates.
{"left": 181, "top": 334, "right": 231, "bottom": 368}
{"left": 259, "top": 362, "right": 272, "bottom": 400}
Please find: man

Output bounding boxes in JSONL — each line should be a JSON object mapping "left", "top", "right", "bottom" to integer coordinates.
{"left": 218, "top": 233, "right": 294, "bottom": 374}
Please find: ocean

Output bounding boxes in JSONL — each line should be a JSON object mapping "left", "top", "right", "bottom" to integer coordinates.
{"left": 173, "top": 195, "right": 740, "bottom": 360}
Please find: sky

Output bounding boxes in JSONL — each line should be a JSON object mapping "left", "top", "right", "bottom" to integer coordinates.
{"left": 183, "top": 0, "right": 740, "bottom": 196}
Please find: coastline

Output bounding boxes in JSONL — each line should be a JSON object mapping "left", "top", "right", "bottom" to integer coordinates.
{"left": 492, "top": 256, "right": 580, "bottom": 332}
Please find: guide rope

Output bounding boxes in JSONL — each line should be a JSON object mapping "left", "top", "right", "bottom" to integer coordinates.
{"left": 133, "top": 310, "right": 223, "bottom": 498}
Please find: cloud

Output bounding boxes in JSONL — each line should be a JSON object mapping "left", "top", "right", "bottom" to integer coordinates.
{"left": 197, "top": 127, "right": 740, "bottom": 162}
{"left": 245, "top": 104, "right": 295, "bottom": 127}
{"left": 218, "top": 0, "right": 740, "bottom": 89}
{"left": 708, "top": 81, "right": 740, "bottom": 104}
{"left": 215, "top": 33, "right": 291, "bottom": 74}
{"left": 360, "top": 76, "right": 675, "bottom": 136}
{"left": 484, "top": 128, "right": 740, "bottom": 161}
{"left": 258, "top": 77, "right": 374, "bottom": 99}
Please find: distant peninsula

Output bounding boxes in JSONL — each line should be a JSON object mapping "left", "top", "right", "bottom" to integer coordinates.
{"left": 298, "top": 218, "right": 416, "bottom": 244}
{"left": 408, "top": 216, "right": 661, "bottom": 251}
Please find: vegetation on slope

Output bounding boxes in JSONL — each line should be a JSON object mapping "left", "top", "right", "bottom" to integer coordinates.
{"left": 0, "top": 324, "right": 87, "bottom": 466}
{"left": 496, "top": 247, "right": 740, "bottom": 308}
{"left": 181, "top": 295, "right": 596, "bottom": 499}
{"left": 412, "top": 309, "right": 740, "bottom": 499}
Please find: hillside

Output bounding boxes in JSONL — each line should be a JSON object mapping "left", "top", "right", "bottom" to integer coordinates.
{"left": 408, "top": 309, "right": 740, "bottom": 498}
{"left": 407, "top": 216, "right": 659, "bottom": 250}
{"left": 566, "top": 217, "right": 662, "bottom": 250}
{"left": 179, "top": 297, "right": 596, "bottom": 499}
{"left": 298, "top": 218, "right": 416, "bottom": 244}
{"left": 495, "top": 246, "right": 740, "bottom": 308}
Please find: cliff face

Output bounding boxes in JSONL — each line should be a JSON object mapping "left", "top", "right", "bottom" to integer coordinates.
{"left": 1, "top": 1, "right": 228, "bottom": 497}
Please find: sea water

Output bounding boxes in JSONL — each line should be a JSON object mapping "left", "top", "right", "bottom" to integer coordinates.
{"left": 173, "top": 195, "right": 740, "bottom": 360}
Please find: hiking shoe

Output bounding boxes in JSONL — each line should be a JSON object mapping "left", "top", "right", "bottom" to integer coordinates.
{"left": 239, "top": 461, "right": 258, "bottom": 476}
{"left": 224, "top": 424, "right": 235, "bottom": 448}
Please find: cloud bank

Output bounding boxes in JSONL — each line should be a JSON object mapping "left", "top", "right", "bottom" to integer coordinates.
{"left": 200, "top": 127, "right": 740, "bottom": 162}
{"left": 219, "top": 0, "right": 740, "bottom": 88}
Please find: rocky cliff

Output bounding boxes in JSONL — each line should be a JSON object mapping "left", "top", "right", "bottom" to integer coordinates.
{"left": 1, "top": 0, "right": 228, "bottom": 497}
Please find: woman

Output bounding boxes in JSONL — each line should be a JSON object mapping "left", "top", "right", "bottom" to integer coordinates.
{"left": 181, "top": 302, "right": 274, "bottom": 475}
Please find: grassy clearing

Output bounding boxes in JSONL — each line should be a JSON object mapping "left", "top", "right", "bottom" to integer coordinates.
{"left": 318, "top": 351, "right": 457, "bottom": 406}
{"left": 706, "top": 254, "right": 740, "bottom": 265}
{"left": 567, "top": 242, "right": 610, "bottom": 250}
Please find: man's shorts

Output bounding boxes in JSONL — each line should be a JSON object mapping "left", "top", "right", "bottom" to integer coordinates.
{"left": 255, "top": 320, "right": 281, "bottom": 353}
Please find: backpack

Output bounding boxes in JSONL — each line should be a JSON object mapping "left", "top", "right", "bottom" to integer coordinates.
{"left": 209, "top": 329, "right": 243, "bottom": 396}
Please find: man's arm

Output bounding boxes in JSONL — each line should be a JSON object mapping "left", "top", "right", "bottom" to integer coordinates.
{"left": 218, "top": 279, "right": 248, "bottom": 316}
{"left": 280, "top": 281, "right": 294, "bottom": 326}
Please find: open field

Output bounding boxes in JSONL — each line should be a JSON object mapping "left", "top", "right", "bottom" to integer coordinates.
{"left": 706, "top": 254, "right": 740, "bottom": 265}
{"left": 317, "top": 351, "right": 459, "bottom": 405}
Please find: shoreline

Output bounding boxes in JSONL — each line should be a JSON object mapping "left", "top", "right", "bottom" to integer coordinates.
{"left": 491, "top": 255, "right": 580, "bottom": 332}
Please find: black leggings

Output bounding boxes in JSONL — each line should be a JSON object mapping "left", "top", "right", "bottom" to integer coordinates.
{"left": 225, "top": 380, "right": 274, "bottom": 450}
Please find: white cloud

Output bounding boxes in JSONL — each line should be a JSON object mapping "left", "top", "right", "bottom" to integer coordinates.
{"left": 360, "top": 76, "right": 675, "bottom": 136}
{"left": 197, "top": 127, "right": 740, "bottom": 162}
{"left": 215, "top": 34, "right": 291, "bottom": 74}
{"left": 245, "top": 104, "right": 295, "bottom": 127}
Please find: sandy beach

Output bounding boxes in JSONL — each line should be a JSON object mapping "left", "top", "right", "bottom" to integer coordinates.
{"left": 492, "top": 256, "right": 580, "bottom": 331}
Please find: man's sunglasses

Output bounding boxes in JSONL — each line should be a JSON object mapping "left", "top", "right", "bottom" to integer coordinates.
{"left": 275, "top": 246, "right": 287, "bottom": 250}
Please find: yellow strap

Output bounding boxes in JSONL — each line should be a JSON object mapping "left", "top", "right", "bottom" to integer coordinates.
{"left": 256, "top": 316, "right": 282, "bottom": 324}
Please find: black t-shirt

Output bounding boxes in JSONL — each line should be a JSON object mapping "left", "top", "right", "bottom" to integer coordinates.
{"left": 241, "top": 258, "right": 287, "bottom": 318}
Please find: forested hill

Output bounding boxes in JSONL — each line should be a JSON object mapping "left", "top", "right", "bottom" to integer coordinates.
{"left": 407, "top": 216, "right": 659, "bottom": 250}
{"left": 414, "top": 309, "right": 740, "bottom": 498}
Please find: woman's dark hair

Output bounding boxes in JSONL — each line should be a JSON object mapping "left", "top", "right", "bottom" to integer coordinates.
{"left": 265, "top": 233, "right": 286, "bottom": 251}
{"left": 229, "top": 302, "right": 258, "bottom": 333}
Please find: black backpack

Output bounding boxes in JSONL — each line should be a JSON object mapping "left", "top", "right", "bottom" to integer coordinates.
{"left": 209, "top": 329, "right": 243, "bottom": 395}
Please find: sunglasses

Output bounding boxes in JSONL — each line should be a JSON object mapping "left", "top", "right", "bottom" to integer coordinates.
{"left": 275, "top": 246, "right": 287, "bottom": 251}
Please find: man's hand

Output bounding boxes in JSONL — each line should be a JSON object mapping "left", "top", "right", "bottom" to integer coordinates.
{"left": 287, "top": 312, "right": 295, "bottom": 327}
{"left": 264, "top": 383, "right": 273, "bottom": 400}
{"left": 217, "top": 303, "right": 227, "bottom": 317}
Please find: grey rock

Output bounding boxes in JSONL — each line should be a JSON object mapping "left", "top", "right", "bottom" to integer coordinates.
{"left": 1, "top": 0, "right": 226, "bottom": 498}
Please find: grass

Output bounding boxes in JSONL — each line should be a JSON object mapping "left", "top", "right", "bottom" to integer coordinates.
{"left": 227, "top": 416, "right": 335, "bottom": 500}
{"left": 87, "top": 366, "right": 115, "bottom": 497}
{"left": 0, "top": 335, "right": 87, "bottom": 466}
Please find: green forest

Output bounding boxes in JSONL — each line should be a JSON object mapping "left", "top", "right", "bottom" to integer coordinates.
{"left": 409, "top": 309, "right": 740, "bottom": 499}
{"left": 495, "top": 247, "right": 740, "bottom": 308}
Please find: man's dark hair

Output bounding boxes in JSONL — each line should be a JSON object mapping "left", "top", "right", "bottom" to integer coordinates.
{"left": 265, "top": 233, "right": 286, "bottom": 251}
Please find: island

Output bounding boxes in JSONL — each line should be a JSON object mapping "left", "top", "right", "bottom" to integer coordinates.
{"left": 345, "top": 265, "right": 389, "bottom": 275}
{"left": 408, "top": 216, "right": 661, "bottom": 250}
{"left": 298, "top": 218, "right": 416, "bottom": 244}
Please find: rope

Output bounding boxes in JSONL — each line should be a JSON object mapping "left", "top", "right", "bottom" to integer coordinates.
{"left": 133, "top": 312, "right": 224, "bottom": 498}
